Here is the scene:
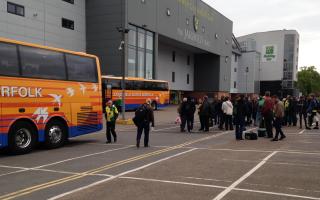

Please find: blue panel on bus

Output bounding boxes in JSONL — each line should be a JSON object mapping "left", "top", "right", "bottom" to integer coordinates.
{"left": 126, "top": 104, "right": 140, "bottom": 110}
{"left": 38, "top": 130, "right": 45, "bottom": 142}
{"left": 0, "top": 134, "right": 8, "bottom": 148}
{"left": 157, "top": 103, "right": 169, "bottom": 109}
{"left": 126, "top": 103, "right": 169, "bottom": 110}
{"left": 69, "top": 124, "right": 103, "bottom": 138}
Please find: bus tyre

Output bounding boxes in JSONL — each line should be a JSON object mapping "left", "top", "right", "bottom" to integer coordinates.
{"left": 45, "top": 120, "right": 67, "bottom": 149}
{"left": 8, "top": 121, "right": 36, "bottom": 154}
{"left": 151, "top": 101, "right": 158, "bottom": 110}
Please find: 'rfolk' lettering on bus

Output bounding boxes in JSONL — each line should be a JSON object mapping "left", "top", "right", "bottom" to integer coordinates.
{"left": 0, "top": 86, "right": 42, "bottom": 98}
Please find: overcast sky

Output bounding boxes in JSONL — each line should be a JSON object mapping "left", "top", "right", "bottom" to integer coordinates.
{"left": 203, "top": 0, "right": 320, "bottom": 71}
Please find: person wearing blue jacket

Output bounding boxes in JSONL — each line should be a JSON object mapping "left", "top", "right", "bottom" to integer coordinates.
{"left": 307, "top": 94, "right": 319, "bottom": 129}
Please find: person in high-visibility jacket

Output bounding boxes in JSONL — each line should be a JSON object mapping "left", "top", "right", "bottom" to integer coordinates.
{"left": 105, "top": 100, "right": 119, "bottom": 143}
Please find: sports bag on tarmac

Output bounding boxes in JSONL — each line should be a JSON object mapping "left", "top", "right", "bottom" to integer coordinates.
{"left": 258, "top": 128, "right": 266, "bottom": 137}
{"left": 245, "top": 131, "right": 258, "bottom": 140}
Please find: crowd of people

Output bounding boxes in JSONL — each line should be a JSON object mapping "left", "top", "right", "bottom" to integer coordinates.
{"left": 103, "top": 92, "right": 319, "bottom": 148}
{"left": 178, "top": 92, "right": 320, "bottom": 141}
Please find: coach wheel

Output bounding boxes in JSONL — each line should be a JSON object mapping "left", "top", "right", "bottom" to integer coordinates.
{"left": 9, "top": 121, "right": 36, "bottom": 154}
{"left": 151, "top": 101, "right": 158, "bottom": 110}
{"left": 45, "top": 120, "right": 67, "bottom": 149}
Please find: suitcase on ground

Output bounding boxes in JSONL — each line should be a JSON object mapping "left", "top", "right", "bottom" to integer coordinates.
{"left": 245, "top": 131, "right": 258, "bottom": 140}
{"left": 258, "top": 128, "right": 266, "bottom": 137}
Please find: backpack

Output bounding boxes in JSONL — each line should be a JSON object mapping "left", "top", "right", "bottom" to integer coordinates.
{"left": 133, "top": 105, "right": 147, "bottom": 126}
{"left": 111, "top": 106, "right": 119, "bottom": 121}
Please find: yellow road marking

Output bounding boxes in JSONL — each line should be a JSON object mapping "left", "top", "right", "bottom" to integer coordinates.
{"left": 0, "top": 132, "right": 229, "bottom": 200}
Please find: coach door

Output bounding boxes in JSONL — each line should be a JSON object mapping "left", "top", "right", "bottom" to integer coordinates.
{"left": 102, "top": 82, "right": 112, "bottom": 113}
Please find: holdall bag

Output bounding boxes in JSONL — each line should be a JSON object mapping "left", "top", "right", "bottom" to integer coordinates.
{"left": 258, "top": 128, "right": 266, "bottom": 137}
{"left": 245, "top": 131, "right": 258, "bottom": 140}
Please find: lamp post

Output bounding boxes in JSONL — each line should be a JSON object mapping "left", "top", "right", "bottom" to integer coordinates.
{"left": 245, "top": 67, "right": 249, "bottom": 97}
{"left": 117, "top": 27, "right": 130, "bottom": 120}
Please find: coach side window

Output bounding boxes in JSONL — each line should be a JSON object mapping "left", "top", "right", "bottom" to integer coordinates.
{"left": 20, "top": 45, "right": 67, "bottom": 80}
{"left": 0, "top": 42, "right": 20, "bottom": 76}
{"left": 66, "top": 54, "right": 98, "bottom": 83}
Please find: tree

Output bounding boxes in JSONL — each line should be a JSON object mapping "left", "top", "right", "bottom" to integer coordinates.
{"left": 297, "top": 66, "right": 320, "bottom": 95}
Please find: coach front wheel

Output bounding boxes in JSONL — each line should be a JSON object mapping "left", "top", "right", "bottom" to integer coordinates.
{"left": 8, "top": 121, "right": 36, "bottom": 154}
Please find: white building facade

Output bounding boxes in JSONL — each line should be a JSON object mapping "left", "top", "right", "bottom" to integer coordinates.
{"left": 0, "top": 0, "right": 86, "bottom": 52}
{"left": 236, "top": 30, "right": 299, "bottom": 97}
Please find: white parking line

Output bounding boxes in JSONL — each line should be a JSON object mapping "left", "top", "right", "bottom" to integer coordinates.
{"left": 234, "top": 188, "right": 320, "bottom": 200}
{"left": 0, "top": 169, "right": 28, "bottom": 178}
{"left": 0, "top": 165, "right": 28, "bottom": 170}
{"left": 0, "top": 164, "right": 114, "bottom": 178}
{"left": 48, "top": 148, "right": 196, "bottom": 200}
{"left": 212, "top": 151, "right": 278, "bottom": 200}
{"left": 153, "top": 122, "right": 202, "bottom": 132}
{"left": 182, "top": 176, "right": 233, "bottom": 183}
{"left": 153, "top": 126, "right": 181, "bottom": 132}
{"left": 0, "top": 146, "right": 133, "bottom": 178}
{"left": 33, "top": 145, "right": 133, "bottom": 169}
{"left": 121, "top": 176, "right": 227, "bottom": 189}
{"left": 299, "top": 129, "right": 306, "bottom": 135}
{"left": 117, "top": 176, "right": 320, "bottom": 200}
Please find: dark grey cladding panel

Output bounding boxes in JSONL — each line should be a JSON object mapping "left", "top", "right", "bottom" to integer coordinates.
{"left": 86, "top": 0, "right": 125, "bottom": 76}
{"left": 127, "top": 0, "right": 158, "bottom": 31}
{"left": 194, "top": 54, "right": 220, "bottom": 91}
{"left": 127, "top": 0, "right": 233, "bottom": 56}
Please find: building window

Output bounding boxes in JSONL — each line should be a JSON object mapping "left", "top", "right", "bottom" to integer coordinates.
{"left": 62, "top": 0, "right": 74, "bottom": 4}
{"left": 187, "top": 55, "right": 190, "bottom": 65}
{"left": 172, "top": 72, "right": 175, "bottom": 82}
{"left": 234, "top": 81, "right": 237, "bottom": 89}
{"left": 127, "top": 24, "right": 154, "bottom": 79}
{"left": 172, "top": 51, "right": 176, "bottom": 62}
{"left": 234, "top": 68, "right": 237, "bottom": 72}
{"left": 62, "top": 18, "right": 74, "bottom": 30}
{"left": 235, "top": 55, "right": 238, "bottom": 62}
{"left": 187, "top": 74, "right": 190, "bottom": 84}
{"left": 7, "top": 2, "right": 24, "bottom": 17}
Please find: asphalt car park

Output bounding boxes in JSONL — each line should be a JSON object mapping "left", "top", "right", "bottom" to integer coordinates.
{"left": 0, "top": 106, "right": 320, "bottom": 200}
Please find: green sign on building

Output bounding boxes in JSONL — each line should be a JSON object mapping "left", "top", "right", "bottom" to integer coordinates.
{"left": 263, "top": 45, "right": 277, "bottom": 62}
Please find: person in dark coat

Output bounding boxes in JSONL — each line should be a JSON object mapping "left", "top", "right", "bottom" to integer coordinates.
{"left": 179, "top": 97, "right": 196, "bottom": 133}
{"left": 187, "top": 97, "right": 196, "bottom": 132}
{"left": 234, "top": 95, "right": 246, "bottom": 140}
{"left": 218, "top": 96, "right": 225, "bottom": 130}
{"left": 178, "top": 98, "right": 188, "bottom": 132}
{"left": 136, "top": 99, "right": 155, "bottom": 148}
{"left": 297, "top": 96, "right": 310, "bottom": 129}
{"left": 199, "top": 96, "right": 211, "bottom": 132}
{"left": 252, "top": 97, "right": 258, "bottom": 126}
{"left": 210, "top": 97, "right": 218, "bottom": 126}
{"left": 245, "top": 97, "right": 253, "bottom": 126}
